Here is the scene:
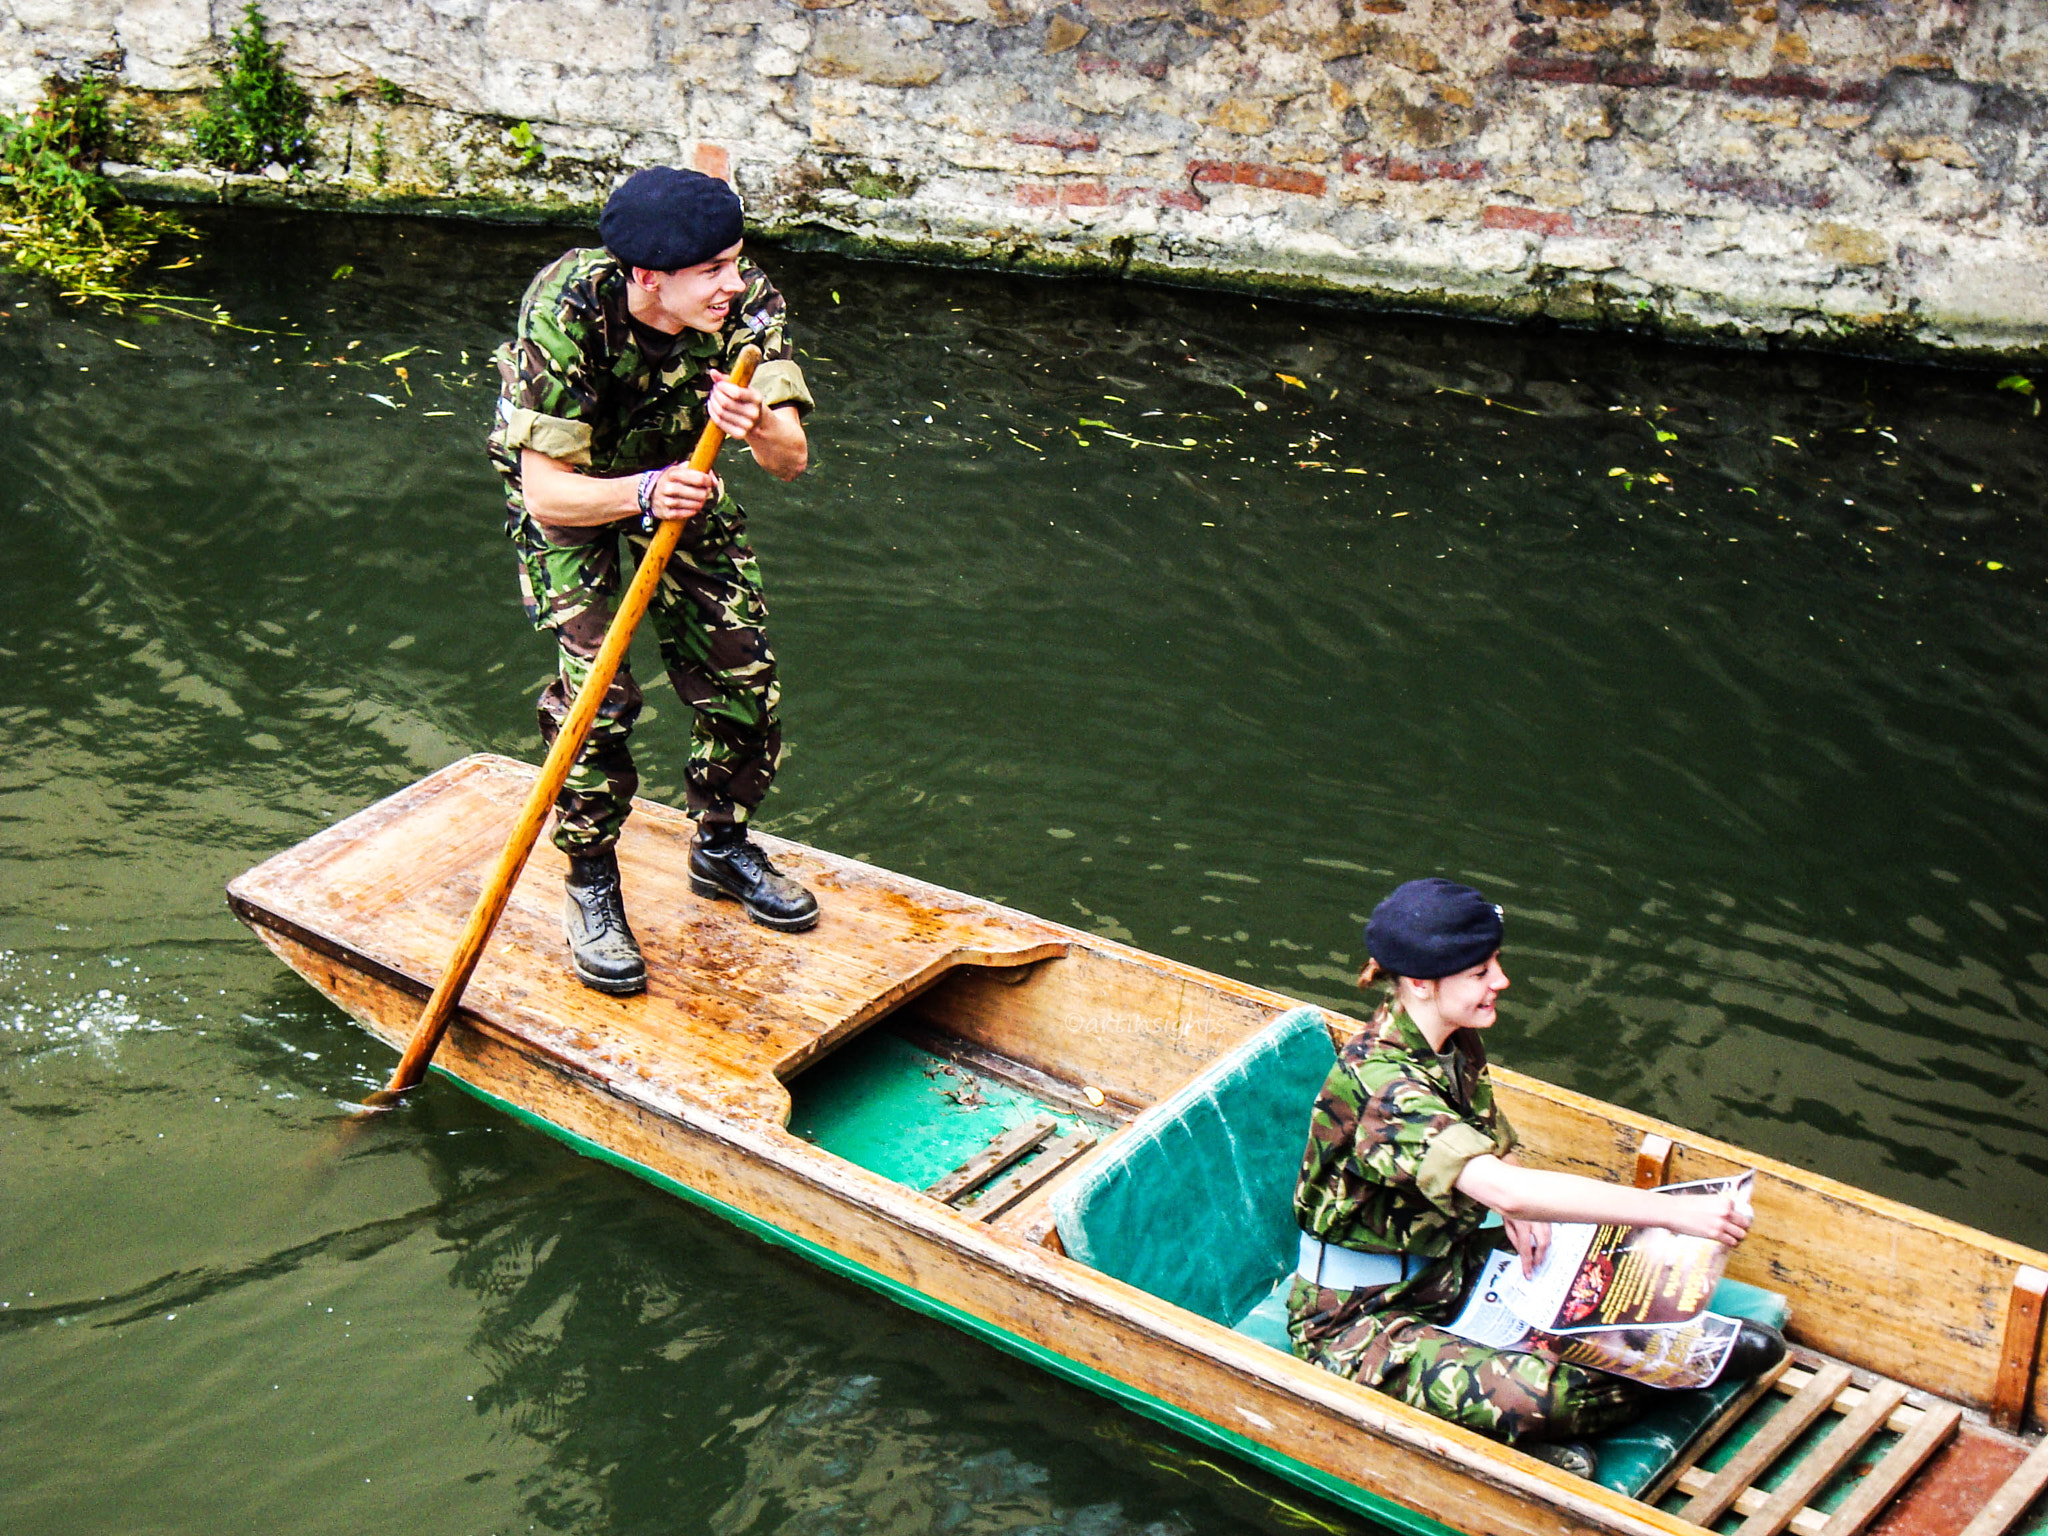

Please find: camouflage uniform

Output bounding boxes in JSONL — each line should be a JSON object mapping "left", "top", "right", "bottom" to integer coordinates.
{"left": 487, "top": 247, "right": 814, "bottom": 854}
{"left": 1289, "top": 1007, "right": 1641, "bottom": 1444}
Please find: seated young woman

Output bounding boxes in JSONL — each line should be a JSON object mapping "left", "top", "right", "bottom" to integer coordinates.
{"left": 1288, "top": 878, "right": 1784, "bottom": 1477}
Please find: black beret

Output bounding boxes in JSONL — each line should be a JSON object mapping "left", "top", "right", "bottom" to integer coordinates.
{"left": 1365, "top": 878, "right": 1504, "bottom": 980}
{"left": 599, "top": 166, "right": 745, "bottom": 273}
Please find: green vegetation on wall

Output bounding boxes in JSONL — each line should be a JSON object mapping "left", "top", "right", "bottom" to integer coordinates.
{"left": 192, "top": 2, "right": 314, "bottom": 174}
{"left": 0, "top": 76, "right": 195, "bottom": 297}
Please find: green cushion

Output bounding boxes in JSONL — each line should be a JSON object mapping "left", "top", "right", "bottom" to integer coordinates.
{"left": 1589, "top": 1278, "right": 1793, "bottom": 1498}
{"left": 1051, "top": 1006, "right": 1336, "bottom": 1328}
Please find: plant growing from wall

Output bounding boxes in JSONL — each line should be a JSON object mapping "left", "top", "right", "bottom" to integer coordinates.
{"left": 192, "top": 2, "right": 314, "bottom": 173}
{"left": 506, "top": 121, "right": 543, "bottom": 171}
{"left": 0, "top": 75, "right": 196, "bottom": 298}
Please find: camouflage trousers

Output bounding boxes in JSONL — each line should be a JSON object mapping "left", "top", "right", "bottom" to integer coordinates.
{"left": 1287, "top": 1278, "right": 1641, "bottom": 1445}
{"left": 513, "top": 509, "right": 781, "bottom": 856}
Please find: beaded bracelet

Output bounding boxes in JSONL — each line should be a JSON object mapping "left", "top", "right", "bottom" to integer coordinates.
{"left": 637, "top": 467, "right": 663, "bottom": 531}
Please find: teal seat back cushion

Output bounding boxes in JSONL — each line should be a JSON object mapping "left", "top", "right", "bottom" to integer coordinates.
{"left": 1051, "top": 1006, "right": 1336, "bottom": 1329}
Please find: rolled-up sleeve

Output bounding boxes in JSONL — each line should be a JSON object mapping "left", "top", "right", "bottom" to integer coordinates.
{"left": 1416, "top": 1121, "right": 1499, "bottom": 1213}
{"left": 498, "top": 406, "right": 593, "bottom": 465}
{"left": 751, "top": 358, "right": 814, "bottom": 416}
{"left": 501, "top": 304, "right": 601, "bottom": 467}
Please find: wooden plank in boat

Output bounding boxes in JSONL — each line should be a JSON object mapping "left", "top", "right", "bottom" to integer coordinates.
{"left": 1956, "top": 1436, "right": 2048, "bottom": 1536}
{"left": 926, "top": 1117, "right": 1057, "bottom": 1203}
{"left": 1681, "top": 1361, "right": 1854, "bottom": 1526}
{"left": 226, "top": 755, "right": 1072, "bottom": 1127}
{"left": 1670, "top": 1469, "right": 1827, "bottom": 1536}
{"left": 1733, "top": 1378, "right": 1908, "bottom": 1536}
{"left": 1868, "top": 1422, "right": 2030, "bottom": 1536}
{"left": 1817, "top": 1400, "right": 1959, "bottom": 1536}
{"left": 1990, "top": 1265, "right": 2046, "bottom": 1434}
{"left": 961, "top": 1127, "right": 1097, "bottom": 1221}
{"left": 1644, "top": 1353, "right": 1792, "bottom": 1503}
{"left": 1774, "top": 1364, "right": 1926, "bottom": 1436}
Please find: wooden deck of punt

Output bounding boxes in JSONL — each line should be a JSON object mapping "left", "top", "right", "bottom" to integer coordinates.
{"left": 228, "top": 755, "right": 2048, "bottom": 1536}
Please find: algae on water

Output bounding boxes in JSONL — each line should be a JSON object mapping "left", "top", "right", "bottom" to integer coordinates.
{"left": 0, "top": 75, "right": 195, "bottom": 298}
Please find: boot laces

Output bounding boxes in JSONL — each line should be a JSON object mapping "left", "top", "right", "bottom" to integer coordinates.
{"left": 720, "top": 839, "right": 779, "bottom": 884}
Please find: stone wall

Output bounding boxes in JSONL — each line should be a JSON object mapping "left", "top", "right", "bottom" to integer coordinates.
{"left": 7, "top": 0, "right": 2048, "bottom": 357}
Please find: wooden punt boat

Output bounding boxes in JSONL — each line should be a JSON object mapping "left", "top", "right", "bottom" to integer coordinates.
{"left": 228, "top": 754, "right": 2048, "bottom": 1536}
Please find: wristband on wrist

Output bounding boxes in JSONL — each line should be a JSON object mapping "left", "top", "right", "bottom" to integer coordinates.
{"left": 636, "top": 468, "right": 662, "bottom": 518}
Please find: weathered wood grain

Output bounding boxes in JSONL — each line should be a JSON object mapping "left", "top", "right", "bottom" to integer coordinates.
{"left": 927, "top": 1117, "right": 1057, "bottom": 1203}
{"left": 1956, "top": 1436, "right": 2048, "bottom": 1536}
{"left": 1818, "top": 1400, "right": 1960, "bottom": 1536}
{"left": 1681, "top": 1362, "right": 1853, "bottom": 1527}
{"left": 1732, "top": 1380, "right": 1907, "bottom": 1536}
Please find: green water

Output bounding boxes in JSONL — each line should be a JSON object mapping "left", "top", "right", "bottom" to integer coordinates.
{"left": 3, "top": 209, "right": 2045, "bottom": 1536}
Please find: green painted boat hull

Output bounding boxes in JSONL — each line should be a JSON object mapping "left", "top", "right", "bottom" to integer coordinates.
{"left": 444, "top": 1066, "right": 1456, "bottom": 1536}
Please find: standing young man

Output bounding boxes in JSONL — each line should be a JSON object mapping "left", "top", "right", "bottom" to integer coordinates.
{"left": 487, "top": 166, "right": 818, "bottom": 996}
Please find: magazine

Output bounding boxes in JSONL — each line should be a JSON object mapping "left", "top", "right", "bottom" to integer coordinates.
{"left": 1443, "top": 1172, "right": 1755, "bottom": 1390}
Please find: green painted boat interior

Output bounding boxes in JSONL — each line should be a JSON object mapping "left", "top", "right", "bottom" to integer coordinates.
{"left": 785, "top": 1025, "right": 1090, "bottom": 1204}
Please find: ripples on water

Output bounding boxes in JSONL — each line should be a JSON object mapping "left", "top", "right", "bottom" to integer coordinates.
{"left": 1, "top": 210, "right": 2044, "bottom": 1535}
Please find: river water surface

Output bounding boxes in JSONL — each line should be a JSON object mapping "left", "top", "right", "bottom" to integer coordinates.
{"left": 3, "top": 211, "right": 2045, "bottom": 1536}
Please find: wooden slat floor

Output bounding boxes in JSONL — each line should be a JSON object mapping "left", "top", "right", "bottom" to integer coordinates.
{"left": 1664, "top": 1351, "right": 2047, "bottom": 1536}
{"left": 228, "top": 754, "right": 1071, "bottom": 1126}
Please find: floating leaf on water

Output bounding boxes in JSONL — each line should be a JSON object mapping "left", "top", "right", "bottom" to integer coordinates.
{"left": 331, "top": 264, "right": 354, "bottom": 280}
{"left": 1771, "top": 435, "right": 1799, "bottom": 448}
{"left": 1222, "top": 382, "right": 1247, "bottom": 398}
{"left": 113, "top": 338, "right": 142, "bottom": 351}
{"left": 1276, "top": 373, "right": 1306, "bottom": 389}
{"left": 1987, "top": 561, "right": 2006, "bottom": 570}
{"left": 1972, "top": 482, "right": 1984, "bottom": 492}
{"left": 365, "top": 392, "right": 400, "bottom": 408}
{"left": 1253, "top": 400, "right": 1268, "bottom": 412}
{"left": 1608, "top": 467, "right": 1630, "bottom": 477}
{"left": 1343, "top": 467, "right": 1367, "bottom": 474}
{"left": 378, "top": 345, "right": 420, "bottom": 364}
{"left": 831, "top": 290, "right": 840, "bottom": 303}
{"left": 1655, "top": 430, "right": 1678, "bottom": 442}
{"left": 1180, "top": 437, "right": 1198, "bottom": 447}
{"left": 1078, "top": 418, "right": 1114, "bottom": 429}
{"left": 1996, "top": 373, "right": 2035, "bottom": 396}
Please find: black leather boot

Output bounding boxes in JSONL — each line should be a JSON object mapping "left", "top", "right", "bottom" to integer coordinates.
{"left": 1722, "top": 1319, "right": 1788, "bottom": 1380}
{"left": 563, "top": 848, "right": 647, "bottom": 995}
{"left": 688, "top": 825, "right": 819, "bottom": 931}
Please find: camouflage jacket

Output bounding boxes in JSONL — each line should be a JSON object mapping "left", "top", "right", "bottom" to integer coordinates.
{"left": 486, "top": 246, "right": 813, "bottom": 532}
{"left": 1294, "top": 1005, "right": 1518, "bottom": 1272}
